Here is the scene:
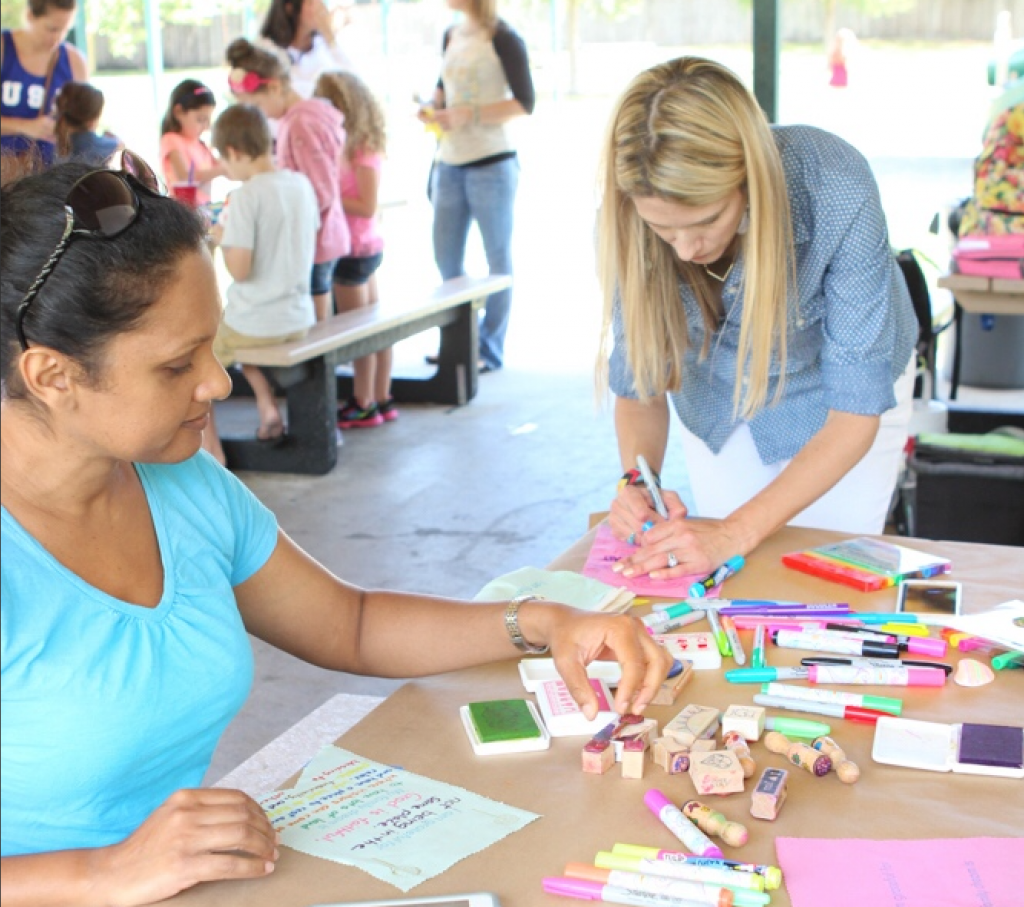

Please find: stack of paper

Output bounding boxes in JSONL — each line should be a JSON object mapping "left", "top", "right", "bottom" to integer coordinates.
{"left": 474, "top": 566, "right": 635, "bottom": 614}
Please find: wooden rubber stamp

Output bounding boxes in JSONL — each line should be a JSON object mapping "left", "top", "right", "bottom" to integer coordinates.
{"left": 750, "top": 766, "right": 789, "bottom": 820}
{"left": 664, "top": 704, "right": 720, "bottom": 747}
{"left": 688, "top": 749, "right": 745, "bottom": 795}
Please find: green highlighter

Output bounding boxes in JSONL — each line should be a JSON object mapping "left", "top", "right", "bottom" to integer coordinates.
{"left": 765, "top": 716, "right": 832, "bottom": 739}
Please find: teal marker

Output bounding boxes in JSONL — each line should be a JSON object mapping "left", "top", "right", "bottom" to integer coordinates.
{"left": 992, "top": 651, "right": 1024, "bottom": 671}
{"left": 726, "top": 667, "right": 808, "bottom": 683}
{"left": 751, "top": 623, "right": 767, "bottom": 669}
{"left": 640, "top": 602, "right": 692, "bottom": 631}
{"left": 765, "top": 716, "right": 831, "bottom": 739}
{"left": 848, "top": 611, "right": 920, "bottom": 624}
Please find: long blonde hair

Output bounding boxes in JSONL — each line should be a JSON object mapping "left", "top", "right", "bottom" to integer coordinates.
{"left": 314, "top": 71, "right": 386, "bottom": 161}
{"left": 597, "top": 56, "right": 792, "bottom": 419}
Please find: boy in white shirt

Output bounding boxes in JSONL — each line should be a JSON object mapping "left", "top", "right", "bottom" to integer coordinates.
{"left": 202, "top": 103, "right": 319, "bottom": 464}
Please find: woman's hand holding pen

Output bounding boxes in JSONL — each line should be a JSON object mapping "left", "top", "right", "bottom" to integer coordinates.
{"left": 518, "top": 601, "right": 673, "bottom": 719}
{"left": 611, "top": 490, "right": 748, "bottom": 578}
{"left": 608, "top": 484, "right": 688, "bottom": 543}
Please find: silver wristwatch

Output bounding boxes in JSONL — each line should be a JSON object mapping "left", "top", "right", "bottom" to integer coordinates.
{"left": 504, "top": 594, "right": 549, "bottom": 654}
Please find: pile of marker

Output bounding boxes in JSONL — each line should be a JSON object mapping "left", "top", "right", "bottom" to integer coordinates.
{"left": 544, "top": 837, "right": 783, "bottom": 906}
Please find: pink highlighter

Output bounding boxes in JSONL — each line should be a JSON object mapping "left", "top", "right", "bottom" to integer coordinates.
{"left": 808, "top": 664, "right": 946, "bottom": 687}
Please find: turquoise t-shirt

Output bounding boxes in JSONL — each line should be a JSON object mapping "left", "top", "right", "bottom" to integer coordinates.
{"left": 0, "top": 452, "right": 278, "bottom": 856}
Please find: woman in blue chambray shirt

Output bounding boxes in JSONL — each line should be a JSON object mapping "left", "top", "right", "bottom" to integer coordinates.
{"left": 598, "top": 57, "right": 917, "bottom": 579}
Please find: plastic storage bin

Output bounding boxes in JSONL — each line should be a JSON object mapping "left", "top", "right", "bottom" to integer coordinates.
{"left": 958, "top": 313, "right": 1024, "bottom": 389}
{"left": 903, "top": 433, "right": 1024, "bottom": 546}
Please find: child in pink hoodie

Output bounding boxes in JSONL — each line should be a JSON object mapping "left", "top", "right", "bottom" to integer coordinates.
{"left": 226, "top": 38, "right": 349, "bottom": 321}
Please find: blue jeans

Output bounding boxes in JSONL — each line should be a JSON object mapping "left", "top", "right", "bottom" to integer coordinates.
{"left": 431, "top": 157, "right": 519, "bottom": 370}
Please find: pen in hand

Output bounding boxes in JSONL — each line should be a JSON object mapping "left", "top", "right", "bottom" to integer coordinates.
{"left": 635, "top": 454, "right": 668, "bottom": 519}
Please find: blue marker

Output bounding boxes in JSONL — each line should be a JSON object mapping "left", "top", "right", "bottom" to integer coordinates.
{"left": 689, "top": 555, "right": 745, "bottom": 599}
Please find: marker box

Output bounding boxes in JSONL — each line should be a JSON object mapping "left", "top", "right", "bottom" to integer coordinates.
{"left": 534, "top": 677, "right": 618, "bottom": 737}
{"left": 872, "top": 717, "right": 1024, "bottom": 779}
{"left": 653, "top": 632, "right": 723, "bottom": 670}
{"left": 460, "top": 699, "right": 551, "bottom": 756}
{"left": 518, "top": 658, "right": 622, "bottom": 693}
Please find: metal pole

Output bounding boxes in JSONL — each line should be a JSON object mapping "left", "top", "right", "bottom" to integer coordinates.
{"left": 143, "top": 0, "right": 164, "bottom": 114}
{"left": 752, "top": 0, "right": 780, "bottom": 123}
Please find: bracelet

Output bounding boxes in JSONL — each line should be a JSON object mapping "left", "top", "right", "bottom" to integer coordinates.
{"left": 617, "top": 467, "right": 659, "bottom": 492}
{"left": 504, "top": 595, "right": 549, "bottom": 654}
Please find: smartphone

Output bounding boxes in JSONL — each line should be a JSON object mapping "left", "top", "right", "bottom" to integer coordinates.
{"left": 896, "top": 579, "right": 963, "bottom": 617}
{"left": 313, "top": 895, "right": 500, "bottom": 907}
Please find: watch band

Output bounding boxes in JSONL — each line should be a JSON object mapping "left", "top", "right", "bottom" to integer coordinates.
{"left": 505, "top": 595, "right": 549, "bottom": 654}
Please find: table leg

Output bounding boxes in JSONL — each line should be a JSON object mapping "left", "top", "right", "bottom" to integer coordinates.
{"left": 949, "top": 301, "right": 963, "bottom": 401}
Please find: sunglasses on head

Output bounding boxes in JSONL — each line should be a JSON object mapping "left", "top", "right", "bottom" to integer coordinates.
{"left": 228, "top": 69, "right": 273, "bottom": 95}
{"left": 15, "top": 150, "right": 164, "bottom": 352}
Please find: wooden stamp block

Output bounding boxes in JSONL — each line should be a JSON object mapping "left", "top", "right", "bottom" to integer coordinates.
{"left": 664, "top": 704, "right": 720, "bottom": 747}
{"left": 651, "top": 659, "right": 695, "bottom": 706}
{"left": 722, "top": 704, "right": 766, "bottom": 742}
{"left": 581, "top": 738, "right": 615, "bottom": 774}
{"left": 613, "top": 718, "right": 659, "bottom": 761}
{"left": 652, "top": 736, "right": 691, "bottom": 774}
{"left": 620, "top": 737, "right": 647, "bottom": 779}
{"left": 691, "top": 739, "right": 717, "bottom": 753}
{"left": 750, "top": 766, "right": 789, "bottom": 820}
{"left": 688, "top": 749, "right": 745, "bottom": 795}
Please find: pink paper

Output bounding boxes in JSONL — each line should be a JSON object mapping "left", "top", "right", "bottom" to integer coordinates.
{"left": 582, "top": 523, "right": 715, "bottom": 598}
{"left": 776, "top": 837, "right": 1024, "bottom": 907}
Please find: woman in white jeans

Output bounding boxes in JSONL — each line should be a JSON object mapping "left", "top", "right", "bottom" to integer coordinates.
{"left": 598, "top": 57, "right": 918, "bottom": 579}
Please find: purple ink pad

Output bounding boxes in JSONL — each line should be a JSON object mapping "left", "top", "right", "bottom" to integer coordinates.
{"left": 958, "top": 723, "right": 1024, "bottom": 770}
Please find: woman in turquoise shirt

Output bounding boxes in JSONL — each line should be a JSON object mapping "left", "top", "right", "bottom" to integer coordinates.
{"left": 598, "top": 58, "right": 917, "bottom": 579}
{"left": 0, "top": 155, "right": 670, "bottom": 904}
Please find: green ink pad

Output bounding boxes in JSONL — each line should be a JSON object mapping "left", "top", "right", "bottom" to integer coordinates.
{"left": 461, "top": 699, "right": 551, "bottom": 755}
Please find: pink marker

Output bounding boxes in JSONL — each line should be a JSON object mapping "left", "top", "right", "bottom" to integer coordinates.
{"left": 808, "top": 665, "right": 946, "bottom": 687}
{"left": 731, "top": 617, "right": 826, "bottom": 631}
{"left": 644, "top": 789, "right": 723, "bottom": 858}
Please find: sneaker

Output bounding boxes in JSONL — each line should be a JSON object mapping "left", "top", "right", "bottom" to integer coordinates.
{"left": 337, "top": 401, "right": 384, "bottom": 429}
{"left": 378, "top": 398, "right": 399, "bottom": 422}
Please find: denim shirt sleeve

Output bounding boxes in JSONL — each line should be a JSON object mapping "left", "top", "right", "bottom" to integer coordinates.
{"left": 815, "top": 152, "right": 912, "bottom": 415}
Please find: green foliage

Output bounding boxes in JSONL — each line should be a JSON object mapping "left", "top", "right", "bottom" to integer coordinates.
{"left": 87, "top": 0, "right": 258, "bottom": 61}
{"left": 1, "top": 5, "right": 23, "bottom": 31}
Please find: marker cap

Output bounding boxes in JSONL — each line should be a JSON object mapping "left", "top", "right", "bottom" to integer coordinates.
{"left": 594, "top": 851, "right": 639, "bottom": 872}
{"left": 861, "top": 694, "right": 903, "bottom": 715}
{"left": 765, "top": 716, "right": 831, "bottom": 738}
{"left": 564, "top": 863, "right": 610, "bottom": 883}
{"left": 908, "top": 667, "right": 947, "bottom": 687}
{"left": 542, "top": 877, "right": 601, "bottom": 899}
{"left": 845, "top": 705, "right": 893, "bottom": 724}
{"left": 905, "top": 637, "right": 947, "bottom": 657}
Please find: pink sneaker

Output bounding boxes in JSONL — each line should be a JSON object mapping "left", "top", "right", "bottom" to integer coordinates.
{"left": 378, "top": 398, "right": 399, "bottom": 422}
{"left": 337, "top": 401, "right": 384, "bottom": 429}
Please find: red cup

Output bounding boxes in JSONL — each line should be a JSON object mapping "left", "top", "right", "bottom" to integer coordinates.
{"left": 171, "top": 183, "right": 199, "bottom": 207}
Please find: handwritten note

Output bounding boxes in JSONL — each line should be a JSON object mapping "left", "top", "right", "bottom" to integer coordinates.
{"left": 259, "top": 745, "right": 538, "bottom": 891}
{"left": 776, "top": 837, "right": 1024, "bottom": 907}
{"left": 582, "top": 522, "right": 715, "bottom": 598}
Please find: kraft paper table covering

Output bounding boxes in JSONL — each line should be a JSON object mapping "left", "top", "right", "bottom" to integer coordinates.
{"left": 163, "top": 526, "right": 1024, "bottom": 907}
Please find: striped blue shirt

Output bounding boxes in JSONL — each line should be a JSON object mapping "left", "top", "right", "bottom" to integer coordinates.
{"left": 609, "top": 125, "right": 917, "bottom": 465}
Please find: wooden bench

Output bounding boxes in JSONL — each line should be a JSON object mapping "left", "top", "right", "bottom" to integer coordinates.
{"left": 220, "top": 274, "right": 511, "bottom": 475}
{"left": 937, "top": 274, "right": 1024, "bottom": 400}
